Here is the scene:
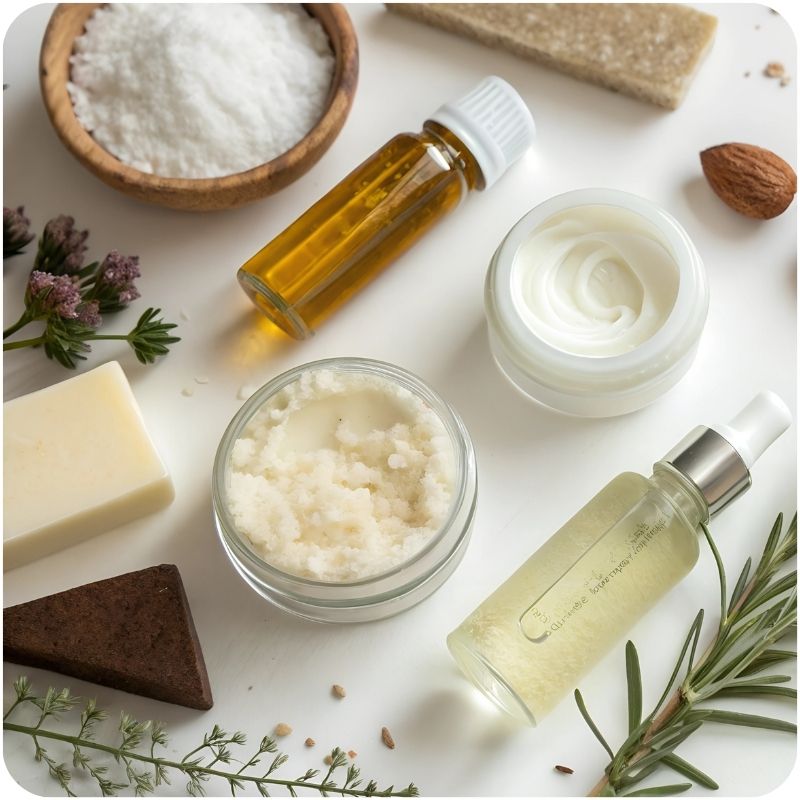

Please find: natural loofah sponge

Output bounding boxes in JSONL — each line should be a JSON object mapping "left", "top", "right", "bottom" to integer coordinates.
{"left": 385, "top": 3, "right": 717, "bottom": 110}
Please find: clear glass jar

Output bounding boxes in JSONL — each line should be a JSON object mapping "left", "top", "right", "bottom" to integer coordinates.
{"left": 485, "top": 188, "right": 709, "bottom": 417}
{"left": 213, "top": 357, "right": 478, "bottom": 623}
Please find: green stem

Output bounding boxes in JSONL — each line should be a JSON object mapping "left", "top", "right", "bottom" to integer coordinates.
{"left": 3, "top": 335, "right": 46, "bottom": 350}
{"left": 82, "top": 333, "right": 131, "bottom": 342}
{"left": 3, "top": 722, "right": 413, "bottom": 798}
{"left": 3, "top": 309, "right": 34, "bottom": 339}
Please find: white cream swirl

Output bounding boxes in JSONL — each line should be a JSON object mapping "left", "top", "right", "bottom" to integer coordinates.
{"left": 512, "top": 205, "right": 680, "bottom": 357}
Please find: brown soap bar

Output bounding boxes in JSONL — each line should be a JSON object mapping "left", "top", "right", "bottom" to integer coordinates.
{"left": 4, "top": 564, "right": 213, "bottom": 710}
{"left": 385, "top": 3, "right": 717, "bottom": 110}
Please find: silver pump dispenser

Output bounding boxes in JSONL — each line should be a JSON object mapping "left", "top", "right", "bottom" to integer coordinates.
{"left": 662, "top": 391, "right": 792, "bottom": 516}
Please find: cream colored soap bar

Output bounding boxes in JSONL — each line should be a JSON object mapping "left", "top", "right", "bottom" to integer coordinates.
{"left": 3, "top": 361, "right": 174, "bottom": 570}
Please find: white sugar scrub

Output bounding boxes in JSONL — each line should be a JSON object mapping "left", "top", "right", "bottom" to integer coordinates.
{"left": 68, "top": 4, "right": 335, "bottom": 178}
{"left": 226, "top": 369, "right": 457, "bottom": 582}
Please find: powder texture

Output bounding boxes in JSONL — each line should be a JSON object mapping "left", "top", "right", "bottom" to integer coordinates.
{"left": 226, "top": 369, "right": 456, "bottom": 582}
{"left": 68, "top": 4, "right": 335, "bottom": 178}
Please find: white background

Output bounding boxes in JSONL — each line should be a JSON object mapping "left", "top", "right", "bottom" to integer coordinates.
{"left": 2, "top": 2, "right": 797, "bottom": 797}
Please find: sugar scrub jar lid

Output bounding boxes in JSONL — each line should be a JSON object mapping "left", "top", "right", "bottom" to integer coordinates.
{"left": 485, "top": 188, "right": 709, "bottom": 417}
{"left": 212, "top": 357, "right": 478, "bottom": 623}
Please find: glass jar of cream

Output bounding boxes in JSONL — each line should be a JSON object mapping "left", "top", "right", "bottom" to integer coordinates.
{"left": 213, "top": 357, "right": 477, "bottom": 622}
{"left": 485, "top": 189, "right": 709, "bottom": 417}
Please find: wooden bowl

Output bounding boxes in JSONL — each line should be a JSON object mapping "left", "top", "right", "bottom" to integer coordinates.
{"left": 40, "top": 4, "right": 358, "bottom": 211}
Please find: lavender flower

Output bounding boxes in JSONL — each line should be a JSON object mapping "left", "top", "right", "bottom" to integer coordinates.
{"left": 33, "top": 214, "right": 89, "bottom": 275}
{"left": 25, "top": 271, "right": 82, "bottom": 320}
{"left": 92, "top": 250, "right": 141, "bottom": 311}
{"left": 76, "top": 299, "right": 102, "bottom": 329}
{"left": 3, "top": 206, "right": 35, "bottom": 258}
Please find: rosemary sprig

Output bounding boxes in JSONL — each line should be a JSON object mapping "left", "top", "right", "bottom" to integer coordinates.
{"left": 577, "top": 513, "right": 797, "bottom": 797}
{"left": 3, "top": 677, "right": 419, "bottom": 797}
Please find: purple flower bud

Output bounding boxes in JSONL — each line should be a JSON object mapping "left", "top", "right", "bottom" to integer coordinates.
{"left": 76, "top": 299, "right": 102, "bottom": 328}
{"left": 4, "top": 206, "right": 35, "bottom": 258}
{"left": 97, "top": 250, "right": 141, "bottom": 307}
{"left": 26, "top": 270, "right": 82, "bottom": 320}
{"left": 34, "top": 214, "right": 89, "bottom": 275}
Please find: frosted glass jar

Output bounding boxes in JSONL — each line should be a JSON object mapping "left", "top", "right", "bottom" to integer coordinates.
{"left": 213, "top": 357, "right": 477, "bottom": 623}
{"left": 485, "top": 189, "right": 709, "bottom": 417}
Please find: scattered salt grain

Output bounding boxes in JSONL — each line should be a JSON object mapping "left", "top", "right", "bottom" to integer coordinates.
{"left": 194, "top": 376, "right": 210, "bottom": 385}
{"left": 68, "top": 4, "right": 335, "bottom": 178}
{"left": 237, "top": 384, "right": 258, "bottom": 401}
{"left": 181, "top": 386, "right": 194, "bottom": 398}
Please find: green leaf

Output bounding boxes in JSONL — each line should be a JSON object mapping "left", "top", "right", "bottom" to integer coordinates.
{"left": 623, "top": 783, "right": 692, "bottom": 796}
{"left": 626, "top": 642, "right": 643, "bottom": 734}
{"left": 716, "top": 684, "right": 796, "bottom": 699}
{"left": 661, "top": 753, "right": 719, "bottom": 790}
{"left": 728, "top": 557, "right": 752, "bottom": 615}
{"left": 654, "top": 610, "right": 703, "bottom": 712}
{"left": 739, "top": 649, "right": 796, "bottom": 677}
{"left": 739, "top": 572, "right": 797, "bottom": 618}
{"left": 701, "top": 709, "right": 796, "bottom": 733}
{"left": 756, "top": 513, "right": 784, "bottom": 576}
{"left": 701, "top": 524, "right": 727, "bottom": 629}
{"left": 574, "top": 689, "right": 615, "bottom": 760}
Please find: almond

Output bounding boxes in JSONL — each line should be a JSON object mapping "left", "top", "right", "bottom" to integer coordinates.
{"left": 700, "top": 143, "right": 796, "bottom": 219}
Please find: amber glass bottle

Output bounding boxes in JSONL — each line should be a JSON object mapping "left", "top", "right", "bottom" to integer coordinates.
{"left": 238, "top": 77, "right": 536, "bottom": 339}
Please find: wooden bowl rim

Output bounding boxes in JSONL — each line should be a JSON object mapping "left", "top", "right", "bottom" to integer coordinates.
{"left": 39, "top": 2, "right": 358, "bottom": 193}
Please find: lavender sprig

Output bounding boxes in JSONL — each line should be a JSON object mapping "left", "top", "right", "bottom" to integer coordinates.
{"left": 4, "top": 210, "right": 179, "bottom": 367}
{"left": 32, "top": 215, "right": 89, "bottom": 275}
{"left": 3, "top": 206, "right": 35, "bottom": 258}
{"left": 83, "top": 250, "right": 142, "bottom": 313}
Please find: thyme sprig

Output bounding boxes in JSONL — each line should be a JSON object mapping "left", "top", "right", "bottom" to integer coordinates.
{"left": 576, "top": 513, "right": 797, "bottom": 796}
{"left": 3, "top": 678, "right": 419, "bottom": 797}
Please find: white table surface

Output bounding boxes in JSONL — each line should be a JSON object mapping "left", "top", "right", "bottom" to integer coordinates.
{"left": 2, "top": 3, "right": 797, "bottom": 797}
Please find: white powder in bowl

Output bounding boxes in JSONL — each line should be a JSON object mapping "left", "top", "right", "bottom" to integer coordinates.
{"left": 226, "top": 369, "right": 456, "bottom": 582}
{"left": 67, "top": 4, "right": 335, "bottom": 178}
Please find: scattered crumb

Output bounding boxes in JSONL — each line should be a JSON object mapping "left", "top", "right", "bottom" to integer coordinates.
{"left": 780, "top": 75, "right": 791, "bottom": 87}
{"left": 332, "top": 684, "right": 346, "bottom": 699}
{"left": 755, "top": 24, "right": 761, "bottom": 30}
{"left": 381, "top": 727, "right": 395, "bottom": 750}
{"left": 348, "top": 750, "right": 358, "bottom": 759}
{"left": 764, "top": 61, "right": 785, "bottom": 78}
{"left": 237, "top": 383, "right": 258, "bottom": 401}
{"left": 555, "top": 765, "right": 574, "bottom": 775}
{"left": 744, "top": 71, "right": 751, "bottom": 78}
{"left": 194, "top": 375, "right": 210, "bottom": 384}
{"left": 274, "top": 723, "right": 292, "bottom": 737}
{"left": 305, "top": 738, "right": 316, "bottom": 748}
{"left": 181, "top": 386, "right": 194, "bottom": 397}
{"left": 247, "top": 686, "right": 253, "bottom": 691}
{"left": 179, "top": 308, "right": 191, "bottom": 321}
{"left": 323, "top": 754, "right": 333, "bottom": 766}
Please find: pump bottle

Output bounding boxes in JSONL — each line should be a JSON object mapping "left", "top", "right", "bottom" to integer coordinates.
{"left": 448, "top": 392, "right": 792, "bottom": 725}
{"left": 237, "top": 77, "right": 536, "bottom": 339}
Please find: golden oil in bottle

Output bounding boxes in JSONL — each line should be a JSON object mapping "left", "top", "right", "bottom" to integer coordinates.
{"left": 238, "top": 77, "right": 536, "bottom": 339}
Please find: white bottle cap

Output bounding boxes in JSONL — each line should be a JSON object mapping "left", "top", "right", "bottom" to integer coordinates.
{"left": 715, "top": 390, "right": 792, "bottom": 469}
{"left": 663, "top": 390, "right": 792, "bottom": 516}
{"left": 428, "top": 76, "right": 536, "bottom": 189}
